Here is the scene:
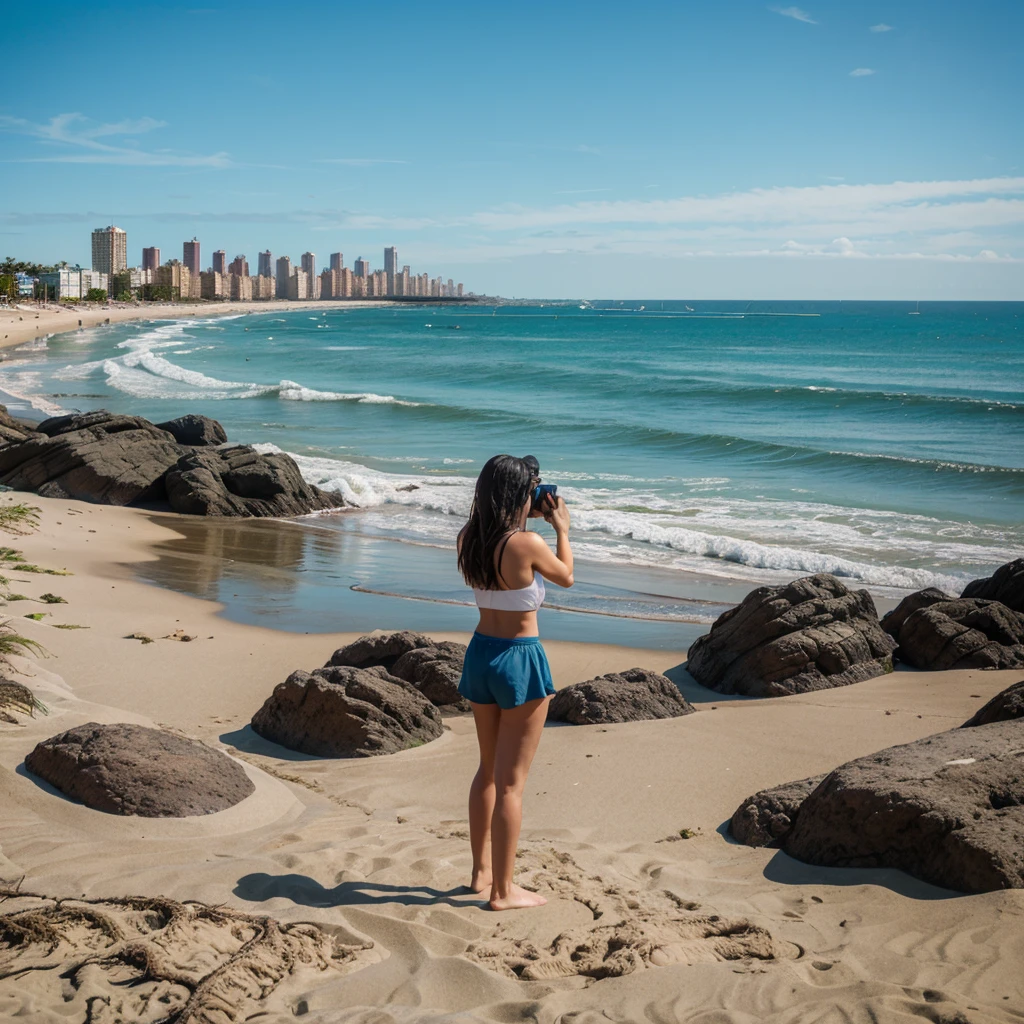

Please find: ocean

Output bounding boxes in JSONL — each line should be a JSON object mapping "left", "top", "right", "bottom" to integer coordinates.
{"left": 2, "top": 300, "right": 1021, "bottom": 648}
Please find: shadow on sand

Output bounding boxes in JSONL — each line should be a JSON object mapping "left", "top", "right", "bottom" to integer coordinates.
{"left": 234, "top": 871, "right": 484, "bottom": 909}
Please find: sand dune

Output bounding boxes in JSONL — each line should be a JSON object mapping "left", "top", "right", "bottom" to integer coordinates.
{"left": 1, "top": 495, "right": 1022, "bottom": 1022}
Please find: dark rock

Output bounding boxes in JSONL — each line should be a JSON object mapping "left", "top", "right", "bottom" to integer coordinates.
{"left": 164, "top": 445, "right": 345, "bottom": 517}
{"left": 24, "top": 722, "right": 254, "bottom": 817}
{"left": 962, "top": 559, "right": 1024, "bottom": 614}
{"left": 730, "top": 774, "right": 828, "bottom": 848}
{"left": 962, "top": 680, "right": 1024, "bottom": 727}
{"left": 391, "top": 641, "right": 469, "bottom": 711}
{"left": 782, "top": 721, "right": 1024, "bottom": 893}
{"left": 155, "top": 413, "right": 228, "bottom": 447}
{"left": 0, "top": 404, "right": 42, "bottom": 447}
{"left": 251, "top": 664, "right": 443, "bottom": 757}
{"left": 548, "top": 667, "right": 695, "bottom": 725}
{"left": 686, "top": 574, "right": 897, "bottom": 698}
{"left": 328, "top": 631, "right": 436, "bottom": 672}
{"left": 881, "top": 594, "right": 1024, "bottom": 671}
{"left": 0, "top": 410, "right": 186, "bottom": 504}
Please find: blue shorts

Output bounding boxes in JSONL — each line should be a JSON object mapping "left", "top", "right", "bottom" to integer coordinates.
{"left": 458, "top": 633, "right": 555, "bottom": 709}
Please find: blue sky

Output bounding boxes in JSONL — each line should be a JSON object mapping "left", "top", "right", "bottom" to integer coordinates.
{"left": 1, "top": 0, "right": 1021, "bottom": 298}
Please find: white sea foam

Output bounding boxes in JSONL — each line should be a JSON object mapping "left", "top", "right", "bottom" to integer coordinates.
{"left": 277, "top": 381, "right": 419, "bottom": 405}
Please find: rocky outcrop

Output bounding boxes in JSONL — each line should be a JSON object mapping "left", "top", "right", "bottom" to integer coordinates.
{"left": 729, "top": 774, "right": 827, "bottom": 848}
{"left": 0, "top": 404, "right": 41, "bottom": 446}
{"left": 730, "top": 722, "right": 1024, "bottom": 893}
{"left": 962, "top": 559, "right": 1024, "bottom": 614}
{"left": 686, "top": 574, "right": 897, "bottom": 697}
{"left": 164, "top": 445, "right": 345, "bottom": 517}
{"left": 24, "top": 722, "right": 254, "bottom": 817}
{"left": 962, "top": 680, "right": 1024, "bottom": 727}
{"left": 0, "top": 411, "right": 187, "bottom": 505}
{"left": 155, "top": 413, "right": 228, "bottom": 447}
{"left": 328, "top": 631, "right": 468, "bottom": 711}
{"left": 881, "top": 593, "right": 1024, "bottom": 670}
{"left": 548, "top": 667, "right": 695, "bottom": 725}
{"left": 251, "top": 664, "right": 443, "bottom": 757}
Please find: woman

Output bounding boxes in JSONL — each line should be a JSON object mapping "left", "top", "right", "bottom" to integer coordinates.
{"left": 456, "top": 454, "right": 574, "bottom": 911}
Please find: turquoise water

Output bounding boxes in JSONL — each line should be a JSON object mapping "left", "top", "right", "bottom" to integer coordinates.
{"left": 2, "top": 300, "right": 1021, "bottom": 636}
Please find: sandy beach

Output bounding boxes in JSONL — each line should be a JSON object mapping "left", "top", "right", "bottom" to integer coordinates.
{"left": 0, "top": 299, "right": 396, "bottom": 353}
{"left": 0, "top": 493, "right": 1021, "bottom": 1022}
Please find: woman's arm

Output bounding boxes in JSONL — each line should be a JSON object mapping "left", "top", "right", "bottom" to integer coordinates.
{"left": 525, "top": 498, "right": 574, "bottom": 588}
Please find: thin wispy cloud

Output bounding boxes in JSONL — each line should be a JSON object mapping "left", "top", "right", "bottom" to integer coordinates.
{"left": 0, "top": 112, "right": 230, "bottom": 167}
{"left": 850, "top": 68, "right": 876, "bottom": 77}
{"left": 316, "top": 158, "right": 408, "bottom": 166}
{"left": 870, "top": 23, "right": 893, "bottom": 32}
{"left": 772, "top": 6, "right": 817, "bottom": 24}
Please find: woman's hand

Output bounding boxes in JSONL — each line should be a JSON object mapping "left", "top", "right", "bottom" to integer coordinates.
{"left": 543, "top": 495, "right": 570, "bottom": 533}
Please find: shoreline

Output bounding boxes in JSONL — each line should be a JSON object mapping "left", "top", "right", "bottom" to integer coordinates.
{"left": 0, "top": 297, "right": 400, "bottom": 352}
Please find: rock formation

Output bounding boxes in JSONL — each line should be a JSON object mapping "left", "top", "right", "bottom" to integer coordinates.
{"left": 962, "top": 680, "right": 1024, "bottom": 727}
{"left": 0, "top": 404, "right": 41, "bottom": 446}
{"left": 24, "top": 722, "right": 254, "bottom": 817}
{"left": 547, "top": 667, "right": 695, "bottom": 725}
{"left": 962, "top": 559, "right": 1024, "bottom": 614}
{"left": 328, "top": 630, "right": 436, "bottom": 672}
{"left": 881, "top": 593, "right": 1024, "bottom": 670}
{"left": 155, "top": 413, "right": 228, "bottom": 447}
{"left": 730, "top": 722, "right": 1024, "bottom": 893}
{"left": 686, "top": 574, "right": 897, "bottom": 697}
{"left": 251, "top": 664, "right": 443, "bottom": 757}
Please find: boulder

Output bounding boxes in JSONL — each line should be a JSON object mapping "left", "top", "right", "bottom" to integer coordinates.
{"left": 962, "top": 559, "right": 1024, "bottom": 614}
{"left": 881, "top": 594, "right": 1024, "bottom": 671}
{"left": 962, "top": 680, "right": 1024, "bottom": 727}
{"left": 328, "top": 630, "right": 435, "bottom": 672}
{"left": 548, "top": 667, "right": 695, "bottom": 725}
{"left": 782, "top": 721, "right": 1024, "bottom": 893}
{"left": 730, "top": 774, "right": 827, "bottom": 848}
{"left": 391, "top": 642, "right": 469, "bottom": 711}
{"left": 686, "top": 574, "right": 897, "bottom": 698}
{"left": 155, "top": 413, "right": 228, "bottom": 447}
{"left": 250, "top": 664, "right": 443, "bottom": 757}
{"left": 0, "top": 404, "right": 41, "bottom": 447}
{"left": 24, "top": 722, "right": 254, "bottom": 817}
{"left": 164, "top": 445, "right": 345, "bottom": 517}
{"left": 0, "top": 410, "right": 186, "bottom": 505}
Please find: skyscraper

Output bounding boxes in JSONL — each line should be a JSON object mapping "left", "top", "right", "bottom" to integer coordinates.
{"left": 91, "top": 226, "right": 128, "bottom": 277}
{"left": 142, "top": 247, "right": 160, "bottom": 272}
{"left": 329, "top": 252, "right": 344, "bottom": 272}
{"left": 229, "top": 255, "right": 249, "bottom": 277}
{"left": 183, "top": 238, "right": 201, "bottom": 277}
{"left": 212, "top": 250, "right": 227, "bottom": 275}
{"left": 301, "top": 252, "right": 316, "bottom": 280}
{"left": 275, "top": 256, "right": 292, "bottom": 299}
{"left": 384, "top": 246, "right": 398, "bottom": 295}
{"left": 353, "top": 258, "right": 369, "bottom": 278}
{"left": 258, "top": 251, "right": 273, "bottom": 278}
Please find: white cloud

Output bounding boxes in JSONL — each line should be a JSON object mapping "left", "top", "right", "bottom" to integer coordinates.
{"left": 870, "top": 23, "right": 893, "bottom": 32}
{"left": 0, "top": 112, "right": 229, "bottom": 167}
{"left": 772, "top": 6, "right": 817, "bottom": 24}
{"left": 850, "top": 68, "right": 876, "bottom": 77}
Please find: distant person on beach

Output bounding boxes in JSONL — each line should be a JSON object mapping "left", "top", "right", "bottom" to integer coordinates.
{"left": 456, "top": 454, "right": 574, "bottom": 911}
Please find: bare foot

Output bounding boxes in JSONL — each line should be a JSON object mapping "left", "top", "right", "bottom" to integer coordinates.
{"left": 489, "top": 883, "right": 548, "bottom": 911}
{"left": 468, "top": 869, "right": 492, "bottom": 894}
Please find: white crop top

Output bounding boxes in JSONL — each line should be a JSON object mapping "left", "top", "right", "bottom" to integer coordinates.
{"left": 473, "top": 572, "right": 546, "bottom": 612}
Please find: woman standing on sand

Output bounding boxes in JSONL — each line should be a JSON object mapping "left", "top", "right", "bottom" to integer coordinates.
{"left": 457, "top": 454, "right": 574, "bottom": 911}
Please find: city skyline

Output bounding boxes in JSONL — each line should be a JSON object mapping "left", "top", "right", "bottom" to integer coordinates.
{"left": 1, "top": 2, "right": 1022, "bottom": 299}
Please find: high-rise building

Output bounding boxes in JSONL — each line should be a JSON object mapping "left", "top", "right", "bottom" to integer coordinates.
{"left": 329, "top": 252, "right": 343, "bottom": 272}
{"left": 301, "top": 252, "right": 316, "bottom": 282}
{"left": 275, "top": 256, "right": 292, "bottom": 299}
{"left": 287, "top": 268, "right": 309, "bottom": 301}
{"left": 258, "top": 250, "right": 273, "bottom": 278}
{"left": 353, "top": 257, "right": 369, "bottom": 278}
{"left": 212, "top": 250, "right": 227, "bottom": 275}
{"left": 183, "top": 238, "right": 201, "bottom": 278}
{"left": 142, "top": 247, "right": 160, "bottom": 272}
{"left": 91, "top": 226, "right": 128, "bottom": 277}
{"left": 229, "top": 255, "right": 249, "bottom": 277}
{"left": 384, "top": 246, "right": 398, "bottom": 295}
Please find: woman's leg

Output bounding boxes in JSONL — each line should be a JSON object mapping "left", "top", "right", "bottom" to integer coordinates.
{"left": 490, "top": 696, "right": 550, "bottom": 911}
{"left": 468, "top": 701, "right": 501, "bottom": 892}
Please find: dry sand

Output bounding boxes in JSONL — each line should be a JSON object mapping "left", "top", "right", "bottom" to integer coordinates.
{"left": 0, "top": 298, "right": 395, "bottom": 352}
{"left": 0, "top": 494, "right": 1022, "bottom": 1022}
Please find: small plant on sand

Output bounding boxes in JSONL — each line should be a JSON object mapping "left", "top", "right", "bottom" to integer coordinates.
{"left": 52, "top": 623, "right": 89, "bottom": 630}
{"left": 39, "top": 593, "right": 66, "bottom": 604}
{"left": 0, "top": 620, "right": 46, "bottom": 662}
{"left": 0, "top": 547, "right": 71, "bottom": 576}
{"left": 3, "top": 593, "right": 29, "bottom": 601}
{"left": 0, "top": 503, "right": 40, "bottom": 536}
{"left": 23, "top": 612, "right": 45, "bottom": 621}
{"left": 0, "top": 680, "right": 48, "bottom": 722}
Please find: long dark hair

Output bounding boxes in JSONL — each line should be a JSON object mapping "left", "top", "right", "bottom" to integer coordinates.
{"left": 458, "top": 454, "right": 534, "bottom": 589}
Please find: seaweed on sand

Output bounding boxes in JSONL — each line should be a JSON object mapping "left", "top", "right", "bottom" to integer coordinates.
{"left": 0, "top": 681, "right": 48, "bottom": 723}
